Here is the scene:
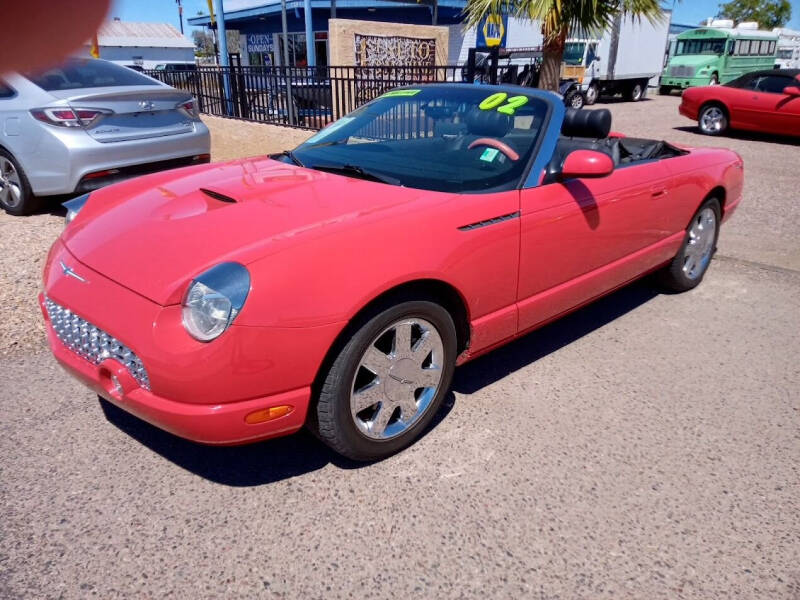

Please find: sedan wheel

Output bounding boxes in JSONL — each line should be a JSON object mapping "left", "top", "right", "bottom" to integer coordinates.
{"left": 566, "top": 91, "right": 584, "bottom": 109}
{"left": 0, "top": 151, "right": 36, "bottom": 215}
{"left": 314, "top": 300, "right": 457, "bottom": 461}
{"left": 698, "top": 105, "right": 727, "bottom": 135}
{"left": 656, "top": 198, "right": 721, "bottom": 292}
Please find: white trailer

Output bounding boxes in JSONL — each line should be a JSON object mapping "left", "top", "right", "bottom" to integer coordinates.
{"left": 774, "top": 28, "right": 800, "bottom": 69}
{"left": 565, "top": 11, "right": 671, "bottom": 104}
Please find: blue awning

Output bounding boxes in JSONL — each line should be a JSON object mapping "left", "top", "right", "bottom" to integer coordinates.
{"left": 188, "top": 0, "right": 466, "bottom": 26}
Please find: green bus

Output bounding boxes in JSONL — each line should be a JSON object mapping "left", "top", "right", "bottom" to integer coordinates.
{"left": 660, "top": 26, "right": 778, "bottom": 93}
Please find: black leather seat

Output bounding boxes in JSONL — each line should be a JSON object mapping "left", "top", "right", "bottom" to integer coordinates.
{"left": 542, "top": 108, "right": 618, "bottom": 184}
{"left": 465, "top": 109, "right": 513, "bottom": 137}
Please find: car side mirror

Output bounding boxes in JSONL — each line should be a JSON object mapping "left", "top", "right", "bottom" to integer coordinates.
{"left": 783, "top": 86, "right": 800, "bottom": 97}
{"left": 559, "top": 150, "right": 614, "bottom": 181}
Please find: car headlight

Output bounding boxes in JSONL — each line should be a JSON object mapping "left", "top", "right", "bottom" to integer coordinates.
{"left": 63, "top": 193, "right": 90, "bottom": 225}
{"left": 182, "top": 262, "right": 251, "bottom": 342}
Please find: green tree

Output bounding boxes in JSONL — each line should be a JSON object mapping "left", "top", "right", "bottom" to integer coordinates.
{"left": 464, "top": 0, "right": 665, "bottom": 91}
{"left": 718, "top": 0, "right": 792, "bottom": 29}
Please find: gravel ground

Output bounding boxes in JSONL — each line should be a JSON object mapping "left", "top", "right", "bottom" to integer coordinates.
{"left": 1, "top": 94, "right": 799, "bottom": 599}
{"left": 0, "top": 116, "right": 312, "bottom": 357}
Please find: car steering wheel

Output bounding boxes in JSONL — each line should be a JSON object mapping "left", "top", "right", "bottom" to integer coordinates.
{"left": 467, "top": 138, "right": 519, "bottom": 161}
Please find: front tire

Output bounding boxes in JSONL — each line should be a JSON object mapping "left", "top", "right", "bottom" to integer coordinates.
{"left": 698, "top": 103, "right": 728, "bottom": 136}
{"left": 584, "top": 83, "right": 599, "bottom": 105}
{"left": 659, "top": 85, "right": 673, "bottom": 96}
{"left": 0, "top": 150, "right": 37, "bottom": 216}
{"left": 314, "top": 300, "right": 457, "bottom": 461}
{"left": 657, "top": 198, "right": 721, "bottom": 292}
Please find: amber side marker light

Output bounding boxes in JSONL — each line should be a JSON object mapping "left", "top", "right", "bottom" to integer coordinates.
{"left": 244, "top": 405, "right": 293, "bottom": 425}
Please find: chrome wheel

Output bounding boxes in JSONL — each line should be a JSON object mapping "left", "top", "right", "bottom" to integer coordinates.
{"left": 569, "top": 93, "right": 584, "bottom": 109}
{"left": 631, "top": 83, "right": 643, "bottom": 101}
{"left": 699, "top": 106, "right": 726, "bottom": 133}
{"left": 683, "top": 207, "right": 716, "bottom": 279}
{"left": 0, "top": 156, "right": 23, "bottom": 209}
{"left": 350, "top": 317, "right": 444, "bottom": 441}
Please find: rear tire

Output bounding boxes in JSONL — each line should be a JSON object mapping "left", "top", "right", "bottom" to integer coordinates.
{"left": 628, "top": 81, "right": 645, "bottom": 102}
{"left": 0, "top": 149, "right": 38, "bottom": 216}
{"left": 656, "top": 198, "right": 721, "bottom": 292}
{"left": 314, "top": 300, "right": 457, "bottom": 461}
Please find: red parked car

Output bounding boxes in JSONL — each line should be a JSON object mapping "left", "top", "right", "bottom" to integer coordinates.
{"left": 680, "top": 68, "right": 800, "bottom": 136}
{"left": 42, "top": 85, "right": 743, "bottom": 460}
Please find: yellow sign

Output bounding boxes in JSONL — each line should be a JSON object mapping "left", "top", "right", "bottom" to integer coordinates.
{"left": 482, "top": 13, "right": 505, "bottom": 47}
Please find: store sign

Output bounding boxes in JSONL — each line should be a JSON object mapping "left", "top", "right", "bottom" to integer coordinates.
{"left": 476, "top": 12, "right": 508, "bottom": 48}
{"left": 247, "top": 33, "right": 273, "bottom": 53}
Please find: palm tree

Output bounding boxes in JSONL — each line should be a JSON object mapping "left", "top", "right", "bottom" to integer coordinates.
{"left": 463, "top": 0, "right": 665, "bottom": 91}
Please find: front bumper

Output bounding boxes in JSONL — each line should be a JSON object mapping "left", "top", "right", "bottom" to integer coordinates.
{"left": 41, "top": 239, "right": 342, "bottom": 445}
{"left": 42, "top": 320, "right": 309, "bottom": 444}
{"left": 660, "top": 76, "right": 710, "bottom": 90}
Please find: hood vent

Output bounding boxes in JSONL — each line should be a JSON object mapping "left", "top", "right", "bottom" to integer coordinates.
{"left": 200, "top": 188, "right": 237, "bottom": 203}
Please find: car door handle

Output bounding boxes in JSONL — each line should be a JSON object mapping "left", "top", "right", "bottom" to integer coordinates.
{"left": 651, "top": 189, "right": 668, "bottom": 198}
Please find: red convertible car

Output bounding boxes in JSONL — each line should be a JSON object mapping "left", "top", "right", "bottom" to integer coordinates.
{"left": 680, "top": 68, "right": 800, "bottom": 136}
{"left": 42, "top": 85, "right": 743, "bottom": 460}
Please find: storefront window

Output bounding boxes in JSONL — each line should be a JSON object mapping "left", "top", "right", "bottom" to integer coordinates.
{"left": 276, "top": 32, "right": 329, "bottom": 66}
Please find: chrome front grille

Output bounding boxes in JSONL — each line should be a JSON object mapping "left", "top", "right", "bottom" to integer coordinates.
{"left": 45, "top": 297, "right": 150, "bottom": 390}
{"left": 669, "top": 65, "right": 696, "bottom": 77}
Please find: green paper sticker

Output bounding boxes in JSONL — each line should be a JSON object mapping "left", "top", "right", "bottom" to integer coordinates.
{"left": 381, "top": 89, "right": 421, "bottom": 98}
{"left": 480, "top": 148, "right": 500, "bottom": 162}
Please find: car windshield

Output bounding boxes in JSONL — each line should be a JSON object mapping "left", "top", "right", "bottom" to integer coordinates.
{"left": 24, "top": 58, "right": 160, "bottom": 91}
{"left": 676, "top": 38, "right": 727, "bottom": 55}
{"left": 290, "top": 86, "right": 550, "bottom": 193}
{"left": 563, "top": 43, "right": 586, "bottom": 65}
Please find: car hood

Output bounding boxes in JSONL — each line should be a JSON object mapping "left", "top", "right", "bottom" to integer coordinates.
{"left": 62, "top": 157, "right": 438, "bottom": 305}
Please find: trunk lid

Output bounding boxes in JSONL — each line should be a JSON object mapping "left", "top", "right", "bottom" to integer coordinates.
{"left": 61, "top": 158, "right": 436, "bottom": 305}
{"left": 47, "top": 86, "right": 195, "bottom": 143}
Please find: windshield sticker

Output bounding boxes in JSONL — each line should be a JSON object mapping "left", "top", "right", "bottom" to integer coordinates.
{"left": 381, "top": 89, "right": 421, "bottom": 98}
{"left": 480, "top": 148, "right": 500, "bottom": 162}
{"left": 303, "top": 116, "right": 355, "bottom": 145}
{"left": 479, "top": 92, "right": 529, "bottom": 115}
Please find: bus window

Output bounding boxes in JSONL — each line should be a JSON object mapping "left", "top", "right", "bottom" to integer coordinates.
{"left": 739, "top": 40, "right": 751, "bottom": 55}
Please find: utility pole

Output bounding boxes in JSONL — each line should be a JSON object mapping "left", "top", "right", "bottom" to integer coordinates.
{"left": 214, "top": 0, "right": 233, "bottom": 115}
{"left": 176, "top": 0, "right": 184, "bottom": 34}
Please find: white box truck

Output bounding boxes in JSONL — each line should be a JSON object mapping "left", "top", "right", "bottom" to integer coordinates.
{"left": 559, "top": 12, "right": 671, "bottom": 106}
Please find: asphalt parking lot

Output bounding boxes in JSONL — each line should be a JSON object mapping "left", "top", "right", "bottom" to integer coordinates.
{"left": 1, "top": 94, "right": 798, "bottom": 599}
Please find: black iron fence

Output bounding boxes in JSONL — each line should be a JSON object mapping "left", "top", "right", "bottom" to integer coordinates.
{"left": 143, "top": 63, "right": 519, "bottom": 131}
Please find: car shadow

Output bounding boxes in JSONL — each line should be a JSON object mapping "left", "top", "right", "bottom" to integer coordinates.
{"left": 672, "top": 125, "right": 800, "bottom": 146}
{"left": 101, "top": 278, "right": 659, "bottom": 487}
{"left": 453, "top": 279, "right": 659, "bottom": 394}
{"left": 99, "top": 390, "right": 457, "bottom": 487}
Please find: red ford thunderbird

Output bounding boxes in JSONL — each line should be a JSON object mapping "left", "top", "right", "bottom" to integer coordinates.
{"left": 680, "top": 68, "right": 800, "bottom": 136}
{"left": 42, "top": 85, "right": 743, "bottom": 460}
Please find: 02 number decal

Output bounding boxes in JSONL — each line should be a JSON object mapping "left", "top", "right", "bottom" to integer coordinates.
{"left": 479, "top": 93, "right": 529, "bottom": 115}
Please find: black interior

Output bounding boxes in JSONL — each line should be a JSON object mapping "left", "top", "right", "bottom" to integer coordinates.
{"left": 542, "top": 108, "right": 688, "bottom": 184}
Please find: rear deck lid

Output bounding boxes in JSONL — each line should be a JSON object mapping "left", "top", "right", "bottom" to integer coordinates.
{"left": 26, "top": 58, "right": 195, "bottom": 142}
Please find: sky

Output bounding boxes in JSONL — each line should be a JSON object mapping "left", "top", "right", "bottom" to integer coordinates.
{"left": 109, "top": 0, "right": 800, "bottom": 34}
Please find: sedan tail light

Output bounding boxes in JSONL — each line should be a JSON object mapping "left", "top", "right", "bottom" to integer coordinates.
{"left": 177, "top": 99, "right": 199, "bottom": 119}
{"left": 31, "top": 107, "right": 109, "bottom": 128}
